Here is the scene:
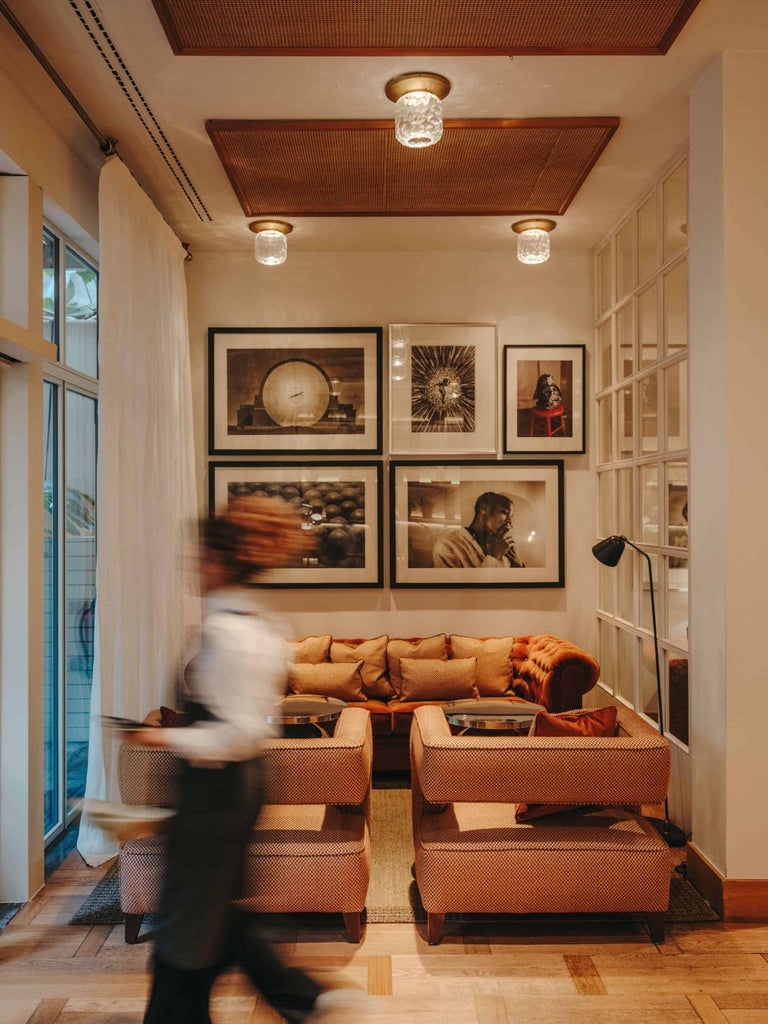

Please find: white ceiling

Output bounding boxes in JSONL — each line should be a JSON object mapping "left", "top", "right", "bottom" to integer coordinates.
{"left": 4, "top": 0, "right": 768, "bottom": 256}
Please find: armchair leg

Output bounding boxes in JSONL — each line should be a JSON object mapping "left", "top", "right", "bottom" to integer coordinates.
{"left": 647, "top": 911, "right": 665, "bottom": 943}
{"left": 343, "top": 912, "right": 363, "bottom": 943}
{"left": 427, "top": 913, "right": 445, "bottom": 945}
{"left": 125, "top": 913, "right": 143, "bottom": 944}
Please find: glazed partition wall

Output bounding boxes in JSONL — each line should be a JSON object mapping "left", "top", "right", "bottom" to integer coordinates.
{"left": 594, "top": 157, "right": 689, "bottom": 749}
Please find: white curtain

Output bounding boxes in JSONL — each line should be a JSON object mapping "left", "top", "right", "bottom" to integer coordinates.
{"left": 77, "top": 158, "right": 200, "bottom": 866}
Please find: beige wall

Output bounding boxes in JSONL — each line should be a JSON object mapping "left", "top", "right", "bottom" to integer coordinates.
{"left": 186, "top": 249, "right": 598, "bottom": 650}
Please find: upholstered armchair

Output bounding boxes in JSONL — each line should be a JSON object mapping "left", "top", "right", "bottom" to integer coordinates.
{"left": 410, "top": 704, "right": 672, "bottom": 944}
{"left": 118, "top": 706, "right": 373, "bottom": 942}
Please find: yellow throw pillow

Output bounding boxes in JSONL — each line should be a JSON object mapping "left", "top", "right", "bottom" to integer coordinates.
{"left": 287, "top": 661, "right": 366, "bottom": 702}
{"left": 331, "top": 635, "right": 392, "bottom": 698}
{"left": 289, "top": 634, "right": 332, "bottom": 664}
{"left": 449, "top": 635, "right": 515, "bottom": 697}
{"left": 399, "top": 657, "right": 478, "bottom": 702}
{"left": 387, "top": 635, "right": 448, "bottom": 698}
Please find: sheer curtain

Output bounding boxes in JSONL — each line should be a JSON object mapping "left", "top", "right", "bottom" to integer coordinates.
{"left": 78, "top": 158, "right": 200, "bottom": 866}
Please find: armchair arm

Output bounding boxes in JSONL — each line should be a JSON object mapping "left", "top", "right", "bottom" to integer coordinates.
{"left": 510, "top": 634, "right": 600, "bottom": 711}
{"left": 262, "top": 707, "right": 372, "bottom": 805}
{"left": 410, "top": 705, "right": 669, "bottom": 807}
{"left": 118, "top": 744, "right": 182, "bottom": 808}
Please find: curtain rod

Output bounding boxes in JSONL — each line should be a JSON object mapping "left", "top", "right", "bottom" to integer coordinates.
{"left": 0, "top": 0, "right": 117, "bottom": 156}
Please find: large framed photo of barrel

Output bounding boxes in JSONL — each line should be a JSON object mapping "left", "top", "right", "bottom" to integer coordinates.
{"left": 208, "top": 327, "right": 382, "bottom": 455}
{"left": 208, "top": 461, "right": 383, "bottom": 588}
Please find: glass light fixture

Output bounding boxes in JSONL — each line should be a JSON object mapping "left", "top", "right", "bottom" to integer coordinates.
{"left": 511, "top": 219, "right": 557, "bottom": 265}
{"left": 384, "top": 72, "right": 451, "bottom": 149}
{"left": 390, "top": 325, "right": 410, "bottom": 382}
{"left": 248, "top": 220, "right": 293, "bottom": 265}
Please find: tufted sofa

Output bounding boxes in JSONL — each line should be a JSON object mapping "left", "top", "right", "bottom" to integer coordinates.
{"left": 410, "top": 704, "right": 671, "bottom": 944}
{"left": 287, "top": 633, "right": 600, "bottom": 770}
{"left": 118, "top": 707, "right": 372, "bottom": 944}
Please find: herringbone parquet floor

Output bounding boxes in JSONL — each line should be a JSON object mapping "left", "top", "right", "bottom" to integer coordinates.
{"left": 2, "top": 848, "right": 768, "bottom": 1024}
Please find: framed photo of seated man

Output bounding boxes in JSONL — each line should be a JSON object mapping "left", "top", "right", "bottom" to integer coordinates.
{"left": 390, "top": 459, "right": 564, "bottom": 588}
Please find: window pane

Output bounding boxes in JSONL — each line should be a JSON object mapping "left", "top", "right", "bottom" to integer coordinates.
{"left": 43, "top": 228, "right": 59, "bottom": 349}
{"left": 65, "top": 392, "right": 97, "bottom": 809}
{"left": 668, "top": 652, "right": 689, "bottom": 745}
{"left": 666, "top": 554, "right": 689, "bottom": 644}
{"left": 616, "top": 218, "right": 634, "bottom": 300}
{"left": 598, "top": 395, "right": 612, "bottom": 464}
{"left": 43, "top": 381, "right": 60, "bottom": 836}
{"left": 639, "top": 551, "right": 659, "bottom": 636}
{"left": 617, "top": 466, "right": 634, "bottom": 538}
{"left": 598, "top": 619, "right": 617, "bottom": 694}
{"left": 663, "top": 161, "right": 688, "bottom": 262}
{"left": 597, "top": 319, "right": 612, "bottom": 390}
{"left": 664, "top": 260, "right": 688, "bottom": 355}
{"left": 665, "top": 359, "right": 688, "bottom": 451}
{"left": 667, "top": 461, "right": 688, "bottom": 552}
{"left": 598, "top": 562, "right": 614, "bottom": 614}
{"left": 617, "top": 385, "right": 633, "bottom": 460}
{"left": 64, "top": 249, "right": 99, "bottom": 377}
{"left": 617, "top": 301, "right": 634, "bottom": 380}
{"left": 638, "top": 282, "right": 658, "bottom": 369}
{"left": 597, "top": 243, "right": 612, "bottom": 317}
{"left": 639, "top": 626, "right": 659, "bottom": 725}
{"left": 616, "top": 629, "right": 636, "bottom": 704}
{"left": 641, "top": 464, "right": 659, "bottom": 545}
{"left": 640, "top": 372, "right": 658, "bottom": 454}
{"left": 638, "top": 190, "right": 658, "bottom": 283}
{"left": 598, "top": 471, "right": 614, "bottom": 538}
{"left": 617, "top": 467, "right": 634, "bottom": 621}
{"left": 618, "top": 549, "right": 634, "bottom": 621}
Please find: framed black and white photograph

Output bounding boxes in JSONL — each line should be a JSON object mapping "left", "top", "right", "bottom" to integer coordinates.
{"left": 503, "top": 344, "right": 585, "bottom": 454}
{"left": 209, "top": 327, "right": 382, "bottom": 455}
{"left": 389, "top": 323, "right": 497, "bottom": 454}
{"left": 390, "top": 459, "right": 564, "bottom": 588}
{"left": 209, "top": 461, "right": 383, "bottom": 588}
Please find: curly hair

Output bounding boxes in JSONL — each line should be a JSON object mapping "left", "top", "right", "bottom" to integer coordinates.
{"left": 202, "top": 496, "right": 312, "bottom": 583}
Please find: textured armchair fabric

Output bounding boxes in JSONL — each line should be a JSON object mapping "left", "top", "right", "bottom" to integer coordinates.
{"left": 118, "top": 707, "right": 373, "bottom": 943}
{"left": 410, "top": 704, "right": 671, "bottom": 944}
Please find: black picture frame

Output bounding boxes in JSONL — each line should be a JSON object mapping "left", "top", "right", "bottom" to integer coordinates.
{"left": 390, "top": 459, "right": 564, "bottom": 588}
{"left": 208, "top": 327, "right": 382, "bottom": 455}
{"left": 502, "top": 344, "right": 586, "bottom": 454}
{"left": 209, "top": 461, "right": 383, "bottom": 588}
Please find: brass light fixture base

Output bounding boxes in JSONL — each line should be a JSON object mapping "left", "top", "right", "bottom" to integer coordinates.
{"left": 248, "top": 220, "right": 293, "bottom": 235}
{"left": 512, "top": 218, "right": 557, "bottom": 234}
{"left": 385, "top": 72, "right": 451, "bottom": 103}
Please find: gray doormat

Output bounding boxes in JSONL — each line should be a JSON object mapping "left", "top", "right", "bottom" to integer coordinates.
{"left": 71, "top": 788, "right": 718, "bottom": 927}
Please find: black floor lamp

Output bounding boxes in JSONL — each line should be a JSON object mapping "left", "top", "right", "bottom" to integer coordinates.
{"left": 592, "top": 535, "right": 688, "bottom": 848}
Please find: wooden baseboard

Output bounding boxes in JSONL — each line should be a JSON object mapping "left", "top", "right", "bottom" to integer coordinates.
{"left": 687, "top": 843, "right": 768, "bottom": 920}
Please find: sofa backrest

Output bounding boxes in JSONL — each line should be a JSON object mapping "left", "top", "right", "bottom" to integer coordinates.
{"left": 410, "top": 704, "right": 670, "bottom": 807}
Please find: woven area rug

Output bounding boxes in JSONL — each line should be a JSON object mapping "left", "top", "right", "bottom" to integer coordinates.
{"left": 70, "top": 786, "right": 718, "bottom": 927}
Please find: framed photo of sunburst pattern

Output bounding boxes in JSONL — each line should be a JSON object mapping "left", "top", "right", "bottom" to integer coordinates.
{"left": 388, "top": 323, "right": 498, "bottom": 454}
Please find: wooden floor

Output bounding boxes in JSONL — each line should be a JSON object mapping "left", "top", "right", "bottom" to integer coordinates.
{"left": 2, "top": 849, "right": 768, "bottom": 1024}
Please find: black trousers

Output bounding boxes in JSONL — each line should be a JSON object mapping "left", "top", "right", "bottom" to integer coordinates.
{"left": 144, "top": 757, "right": 321, "bottom": 1024}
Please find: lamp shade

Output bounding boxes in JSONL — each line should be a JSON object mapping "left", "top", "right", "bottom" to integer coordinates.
{"left": 248, "top": 220, "right": 293, "bottom": 266}
{"left": 591, "top": 535, "right": 627, "bottom": 567}
{"left": 511, "top": 219, "right": 557, "bottom": 265}
{"left": 385, "top": 72, "right": 451, "bottom": 149}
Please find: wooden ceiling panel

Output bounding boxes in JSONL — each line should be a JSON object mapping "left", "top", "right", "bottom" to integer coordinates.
{"left": 206, "top": 118, "right": 619, "bottom": 217}
{"left": 153, "top": 0, "right": 701, "bottom": 55}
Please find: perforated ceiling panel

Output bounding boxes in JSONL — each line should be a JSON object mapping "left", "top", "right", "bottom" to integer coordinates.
{"left": 206, "top": 118, "right": 619, "bottom": 217}
{"left": 152, "top": 0, "right": 701, "bottom": 55}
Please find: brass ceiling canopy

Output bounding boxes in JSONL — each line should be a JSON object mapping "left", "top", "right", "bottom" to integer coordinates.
{"left": 511, "top": 219, "right": 558, "bottom": 234}
{"left": 248, "top": 220, "right": 293, "bottom": 235}
{"left": 151, "top": 0, "right": 702, "bottom": 56}
{"left": 384, "top": 72, "right": 451, "bottom": 104}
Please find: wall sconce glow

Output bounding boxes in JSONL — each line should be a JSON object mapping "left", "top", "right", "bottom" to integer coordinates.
{"left": 249, "top": 220, "right": 293, "bottom": 265}
{"left": 511, "top": 219, "right": 557, "bottom": 265}
{"left": 384, "top": 72, "right": 451, "bottom": 149}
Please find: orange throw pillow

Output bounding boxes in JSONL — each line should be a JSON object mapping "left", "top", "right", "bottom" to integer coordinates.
{"left": 516, "top": 707, "right": 618, "bottom": 823}
{"left": 530, "top": 706, "right": 618, "bottom": 737}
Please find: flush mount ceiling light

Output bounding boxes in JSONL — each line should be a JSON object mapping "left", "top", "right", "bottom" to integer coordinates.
{"left": 512, "top": 219, "right": 557, "bottom": 265}
{"left": 248, "top": 220, "right": 293, "bottom": 265}
{"left": 384, "top": 72, "right": 451, "bottom": 149}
